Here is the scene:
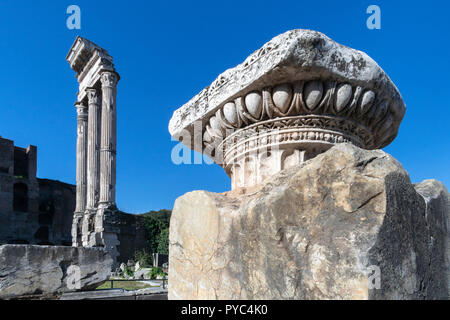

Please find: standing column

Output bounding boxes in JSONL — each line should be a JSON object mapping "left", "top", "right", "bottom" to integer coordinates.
{"left": 82, "top": 88, "right": 101, "bottom": 246}
{"left": 99, "top": 71, "right": 119, "bottom": 208}
{"left": 85, "top": 88, "right": 101, "bottom": 210}
{"left": 72, "top": 101, "right": 88, "bottom": 246}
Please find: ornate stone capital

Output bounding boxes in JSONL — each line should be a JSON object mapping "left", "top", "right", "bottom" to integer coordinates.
{"left": 86, "top": 88, "right": 101, "bottom": 105}
{"left": 100, "top": 71, "right": 119, "bottom": 88}
{"left": 75, "top": 101, "right": 88, "bottom": 120}
{"left": 169, "top": 29, "right": 406, "bottom": 190}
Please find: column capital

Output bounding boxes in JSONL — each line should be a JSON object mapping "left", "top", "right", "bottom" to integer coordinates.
{"left": 75, "top": 101, "right": 88, "bottom": 119}
{"left": 100, "top": 70, "right": 120, "bottom": 88}
{"left": 86, "top": 88, "right": 101, "bottom": 105}
{"left": 169, "top": 29, "right": 406, "bottom": 190}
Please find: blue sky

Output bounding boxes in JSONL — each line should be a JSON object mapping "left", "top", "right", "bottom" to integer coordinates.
{"left": 0, "top": 0, "right": 448, "bottom": 213}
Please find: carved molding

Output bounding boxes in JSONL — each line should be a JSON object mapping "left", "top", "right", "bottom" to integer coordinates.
{"left": 204, "top": 80, "right": 397, "bottom": 152}
{"left": 203, "top": 80, "right": 400, "bottom": 189}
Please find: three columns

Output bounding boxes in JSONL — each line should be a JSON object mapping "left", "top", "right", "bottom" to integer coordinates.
{"left": 73, "top": 70, "right": 119, "bottom": 247}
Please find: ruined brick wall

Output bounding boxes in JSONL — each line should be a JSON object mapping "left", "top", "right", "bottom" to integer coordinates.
{"left": 0, "top": 137, "right": 150, "bottom": 257}
{"left": 0, "top": 137, "right": 39, "bottom": 244}
{"left": 0, "top": 137, "right": 73, "bottom": 245}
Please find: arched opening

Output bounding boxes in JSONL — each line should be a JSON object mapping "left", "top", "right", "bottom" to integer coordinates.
{"left": 13, "top": 183, "right": 28, "bottom": 212}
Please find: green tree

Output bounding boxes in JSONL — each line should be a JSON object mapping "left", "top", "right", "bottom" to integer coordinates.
{"left": 157, "top": 228, "right": 169, "bottom": 254}
{"left": 134, "top": 249, "right": 153, "bottom": 268}
{"left": 143, "top": 209, "right": 171, "bottom": 253}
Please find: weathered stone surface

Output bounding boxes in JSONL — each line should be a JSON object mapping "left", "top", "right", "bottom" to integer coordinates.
{"left": 413, "top": 179, "right": 450, "bottom": 297}
{"left": 0, "top": 245, "right": 113, "bottom": 299}
{"left": 168, "top": 143, "right": 449, "bottom": 300}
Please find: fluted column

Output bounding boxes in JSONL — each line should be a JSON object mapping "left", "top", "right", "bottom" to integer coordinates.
{"left": 72, "top": 101, "right": 88, "bottom": 246}
{"left": 86, "top": 88, "right": 101, "bottom": 210}
{"left": 74, "top": 101, "right": 88, "bottom": 213}
{"left": 99, "top": 71, "right": 119, "bottom": 208}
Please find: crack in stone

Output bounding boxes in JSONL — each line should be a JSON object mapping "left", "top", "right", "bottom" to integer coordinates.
{"left": 350, "top": 191, "right": 383, "bottom": 213}
{"left": 355, "top": 156, "right": 379, "bottom": 170}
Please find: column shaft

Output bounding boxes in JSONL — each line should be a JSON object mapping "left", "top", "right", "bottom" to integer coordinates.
{"left": 74, "top": 102, "right": 88, "bottom": 213}
{"left": 99, "top": 71, "right": 119, "bottom": 207}
{"left": 86, "top": 89, "right": 101, "bottom": 210}
{"left": 73, "top": 101, "right": 88, "bottom": 246}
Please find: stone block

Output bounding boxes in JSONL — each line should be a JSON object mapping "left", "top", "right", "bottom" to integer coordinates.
{"left": 168, "top": 144, "right": 449, "bottom": 300}
{"left": 0, "top": 244, "right": 113, "bottom": 299}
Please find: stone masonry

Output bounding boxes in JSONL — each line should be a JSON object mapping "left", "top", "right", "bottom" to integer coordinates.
{"left": 0, "top": 136, "right": 74, "bottom": 246}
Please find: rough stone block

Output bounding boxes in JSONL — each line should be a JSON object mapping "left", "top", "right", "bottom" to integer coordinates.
{"left": 168, "top": 143, "right": 449, "bottom": 300}
{"left": 0, "top": 245, "right": 113, "bottom": 299}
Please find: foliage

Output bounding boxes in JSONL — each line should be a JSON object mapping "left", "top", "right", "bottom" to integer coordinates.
{"left": 143, "top": 209, "right": 171, "bottom": 254}
{"left": 96, "top": 281, "right": 154, "bottom": 291}
{"left": 134, "top": 249, "right": 153, "bottom": 268}
{"left": 146, "top": 267, "right": 167, "bottom": 280}
{"left": 123, "top": 265, "right": 134, "bottom": 278}
{"left": 157, "top": 228, "right": 169, "bottom": 255}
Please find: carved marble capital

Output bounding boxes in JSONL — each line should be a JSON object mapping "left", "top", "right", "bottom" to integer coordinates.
{"left": 86, "top": 88, "right": 101, "bottom": 105}
{"left": 75, "top": 101, "right": 88, "bottom": 120}
{"left": 100, "top": 71, "right": 119, "bottom": 88}
{"left": 169, "top": 29, "right": 406, "bottom": 190}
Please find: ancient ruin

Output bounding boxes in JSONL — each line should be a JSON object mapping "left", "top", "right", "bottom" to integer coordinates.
{"left": 0, "top": 135, "right": 150, "bottom": 263}
{"left": 0, "top": 133, "right": 148, "bottom": 299}
{"left": 168, "top": 29, "right": 449, "bottom": 299}
{"left": 169, "top": 29, "right": 405, "bottom": 189}
{"left": 66, "top": 37, "right": 120, "bottom": 263}
{"left": 0, "top": 137, "right": 75, "bottom": 246}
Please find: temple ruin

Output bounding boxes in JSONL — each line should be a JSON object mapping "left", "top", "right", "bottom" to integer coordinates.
{"left": 66, "top": 36, "right": 121, "bottom": 263}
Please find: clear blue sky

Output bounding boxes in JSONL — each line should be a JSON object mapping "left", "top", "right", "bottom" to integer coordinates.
{"left": 0, "top": 0, "right": 448, "bottom": 213}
